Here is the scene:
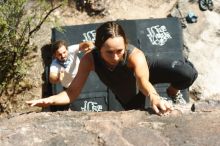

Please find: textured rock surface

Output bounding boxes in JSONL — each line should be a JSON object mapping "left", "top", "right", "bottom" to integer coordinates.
{"left": 1, "top": 103, "right": 220, "bottom": 146}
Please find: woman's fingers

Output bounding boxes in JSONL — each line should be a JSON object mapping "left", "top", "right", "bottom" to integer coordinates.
{"left": 26, "top": 100, "right": 37, "bottom": 107}
{"left": 26, "top": 99, "right": 48, "bottom": 107}
{"left": 152, "top": 100, "right": 174, "bottom": 116}
{"left": 152, "top": 104, "right": 161, "bottom": 115}
{"left": 164, "top": 101, "right": 174, "bottom": 111}
{"left": 159, "top": 101, "right": 167, "bottom": 111}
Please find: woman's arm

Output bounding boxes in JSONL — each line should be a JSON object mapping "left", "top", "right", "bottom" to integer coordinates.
{"left": 128, "top": 48, "right": 173, "bottom": 115}
{"left": 66, "top": 52, "right": 93, "bottom": 103}
{"left": 26, "top": 53, "right": 94, "bottom": 107}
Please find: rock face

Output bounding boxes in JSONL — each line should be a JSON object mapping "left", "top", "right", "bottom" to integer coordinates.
{"left": 1, "top": 103, "right": 220, "bottom": 146}
{"left": 179, "top": 0, "right": 220, "bottom": 100}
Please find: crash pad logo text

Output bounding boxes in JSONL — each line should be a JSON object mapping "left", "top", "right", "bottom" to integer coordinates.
{"left": 81, "top": 101, "right": 103, "bottom": 112}
{"left": 146, "top": 25, "right": 172, "bottom": 46}
{"left": 83, "top": 30, "right": 96, "bottom": 42}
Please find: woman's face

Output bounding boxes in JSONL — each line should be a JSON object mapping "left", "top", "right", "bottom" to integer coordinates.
{"left": 100, "top": 36, "right": 125, "bottom": 67}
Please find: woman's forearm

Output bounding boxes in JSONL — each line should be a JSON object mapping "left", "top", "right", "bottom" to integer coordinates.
{"left": 49, "top": 91, "right": 71, "bottom": 105}
{"left": 137, "top": 80, "right": 159, "bottom": 101}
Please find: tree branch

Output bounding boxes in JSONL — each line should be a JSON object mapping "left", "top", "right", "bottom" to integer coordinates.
{"left": 28, "top": 4, "right": 62, "bottom": 37}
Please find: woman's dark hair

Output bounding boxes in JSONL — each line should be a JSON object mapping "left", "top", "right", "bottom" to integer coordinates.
{"left": 95, "top": 21, "right": 128, "bottom": 50}
{"left": 51, "top": 40, "right": 68, "bottom": 54}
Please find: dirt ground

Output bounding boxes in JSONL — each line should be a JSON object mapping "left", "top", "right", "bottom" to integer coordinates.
{"left": 1, "top": 0, "right": 219, "bottom": 117}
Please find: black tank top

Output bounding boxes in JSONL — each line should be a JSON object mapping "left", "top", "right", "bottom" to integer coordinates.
{"left": 92, "top": 44, "right": 138, "bottom": 104}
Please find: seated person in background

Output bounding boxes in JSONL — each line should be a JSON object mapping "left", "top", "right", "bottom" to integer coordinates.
{"left": 50, "top": 40, "right": 94, "bottom": 89}
{"left": 49, "top": 40, "right": 94, "bottom": 111}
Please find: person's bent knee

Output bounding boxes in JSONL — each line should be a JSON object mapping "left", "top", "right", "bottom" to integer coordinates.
{"left": 173, "top": 67, "right": 198, "bottom": 90}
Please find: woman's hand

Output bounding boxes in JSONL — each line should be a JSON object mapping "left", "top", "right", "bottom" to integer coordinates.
{"left": 150, "top": 93, "right": 174, "bottom": 115}
{"left": 26, "top": 97, "right": 53, "bottom": 107}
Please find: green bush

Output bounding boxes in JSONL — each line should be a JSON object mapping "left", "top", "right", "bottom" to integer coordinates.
{"left": 0, "top": 0, "right": 62, "bottom": 96}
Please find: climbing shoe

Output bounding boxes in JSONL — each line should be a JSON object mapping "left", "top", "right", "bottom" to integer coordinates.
{"left": 199, "top": 0, "right": 214, "bottom": 11}
{"left": 170, "top": 91, "right": 187, "bottom": 105}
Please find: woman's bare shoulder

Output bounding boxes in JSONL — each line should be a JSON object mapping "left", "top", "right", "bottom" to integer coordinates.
{"left": 129, "top": 47, "right": 145, "bottom": 60}
{"left": 128, "top": 47, "right": 147, "bottom": 68}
